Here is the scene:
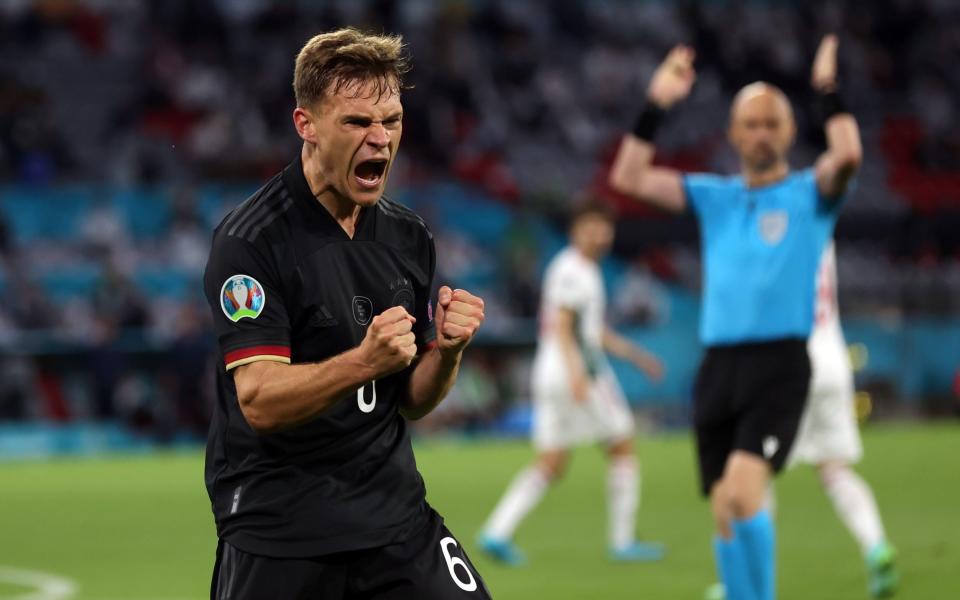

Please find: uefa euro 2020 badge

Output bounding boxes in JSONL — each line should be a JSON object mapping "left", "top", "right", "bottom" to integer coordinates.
{"left": 221, "top": 275, "right": 266, "bottom": 322}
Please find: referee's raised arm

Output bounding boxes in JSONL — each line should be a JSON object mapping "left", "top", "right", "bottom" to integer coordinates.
{"left": 811, "top": 34, "right": 863, "bottom": 200}
{"left": 609, "top": 45, "right": 697, "bottom": 214}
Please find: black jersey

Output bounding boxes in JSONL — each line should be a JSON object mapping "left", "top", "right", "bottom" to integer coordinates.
{"left": 202, "top": 155, "right": 437, "bottom": 558}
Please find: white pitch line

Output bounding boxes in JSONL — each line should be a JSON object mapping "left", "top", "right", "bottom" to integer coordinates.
{"left": 0, "top": 565, "right": 205, "bottom": 600}
{"left": 0, "top": 566, "right": 77, "bottom": 600}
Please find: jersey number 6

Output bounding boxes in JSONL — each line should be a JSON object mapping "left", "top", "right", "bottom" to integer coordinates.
{"left": 357, "top": 381, "right": 377, "bottom": 413}
{"left": 440, "top": 536, "right": 478, "bottom": 592}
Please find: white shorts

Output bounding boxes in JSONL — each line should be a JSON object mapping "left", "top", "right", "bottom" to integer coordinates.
{"left": 531, "top": 364, "right": 635, "bottom": 451}
{"left": 789, "top": 326, "right": 863, "bottom": 466}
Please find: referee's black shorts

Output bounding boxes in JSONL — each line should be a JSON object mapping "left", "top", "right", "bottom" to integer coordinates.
{"left": 693, "top": 337, "right": 811, "bottom": 496}
{"left": 211, "top": 508, "right": 491, "bottom": 600}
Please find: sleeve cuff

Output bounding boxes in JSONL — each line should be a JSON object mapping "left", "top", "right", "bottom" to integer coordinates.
{"left": 418, "top": 327, "right": 437, "bottom": 354}
{"left": 224, "top": 345, "right": 291, "bottom": 370}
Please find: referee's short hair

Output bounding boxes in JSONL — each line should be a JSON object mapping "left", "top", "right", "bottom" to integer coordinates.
{"left": 294, "top": 28, "right": 410, "bottom": 109}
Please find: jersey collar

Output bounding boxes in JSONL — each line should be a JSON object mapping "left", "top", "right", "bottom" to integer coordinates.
{"left": 282, "top": 154, "right": 375, "bottom": 241}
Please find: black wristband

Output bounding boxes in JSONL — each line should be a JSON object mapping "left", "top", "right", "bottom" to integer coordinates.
{"left": 818, "top": 89, "right": 848, "bottom": 121}
{"left": 631, "top": 102, "right": 667, "bottom": 141}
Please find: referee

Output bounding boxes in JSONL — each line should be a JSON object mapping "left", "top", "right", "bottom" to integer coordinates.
{"left": 203, "top": 29, "right": 491, "bottom": 599}
{"left": 610, "top": 36, "right": 861, "bottom": 600}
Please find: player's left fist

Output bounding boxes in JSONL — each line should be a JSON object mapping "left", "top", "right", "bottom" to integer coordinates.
{"left": 434, "top": 286, "right": 484, "bottom": 356}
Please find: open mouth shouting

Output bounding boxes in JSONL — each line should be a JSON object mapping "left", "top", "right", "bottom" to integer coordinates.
{"left": 354, "top": 158, "right": 388, "bottom": 190}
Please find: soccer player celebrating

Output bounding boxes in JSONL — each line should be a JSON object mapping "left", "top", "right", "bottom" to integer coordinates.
{"left": 478, "top": 201, "right": 665, "bottom": 565}
{"left": 609, "top": 35, "right": 862, "bottom": 600}
{"left": 789, "top": 239, "right": 898, "bottom": 598}
{"left": 202, "top": 29, "right": 491, "bottom": 599}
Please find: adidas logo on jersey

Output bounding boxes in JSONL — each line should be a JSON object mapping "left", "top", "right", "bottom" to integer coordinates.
{"left": 310, "top": 305, "right": 339, "bottom": 328}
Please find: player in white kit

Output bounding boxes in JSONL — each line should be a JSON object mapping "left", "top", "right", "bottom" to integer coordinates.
{"left": 478, "top": 202, "right": 665, "bottom": 565}
{"left": 789, "top": 242, "right": 899, "bottom": 598}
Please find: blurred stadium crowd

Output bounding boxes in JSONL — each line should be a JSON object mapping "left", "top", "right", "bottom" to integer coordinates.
{"left": 0, "top": 0, "right": 958, "bottom": 436}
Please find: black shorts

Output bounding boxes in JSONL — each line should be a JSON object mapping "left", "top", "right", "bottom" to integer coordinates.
{"left": 693, "top": 338, "right": 811, "bottom": 496}
{"left": 211, "top": 509, "right": 492, "bottom": 600}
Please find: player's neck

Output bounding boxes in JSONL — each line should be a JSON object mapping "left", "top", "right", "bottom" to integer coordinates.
{"left": 301, "top": 144, "right": 362, "bottom": 237}
{"left": 572, "top": 244, "right": 600, "bottom": 263}
{"left": 741, "top": 161, "right": 790, "bottom": 188}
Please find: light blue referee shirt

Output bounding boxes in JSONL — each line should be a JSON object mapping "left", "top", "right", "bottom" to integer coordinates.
{"left": 683, "top": 168, "right": 842, "bottom": 346}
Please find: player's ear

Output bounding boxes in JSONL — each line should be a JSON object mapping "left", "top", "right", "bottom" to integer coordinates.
{"left": 293, "top": 106, "right": 318, "bottom": 143}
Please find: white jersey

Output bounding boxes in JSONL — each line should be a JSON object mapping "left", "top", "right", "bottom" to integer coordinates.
{"left": 790, "top": 242, "right": 863, "bottom": 465}
{"left": 813, "top": 242, "right": 843, "bottom": 336}
{"left": 809, "top": 242, "right": 852, "bottom": 375}
{"left": 533, "top": 247, "right": 607, "bottom": 377}
{"left": 530, "top": 247, "right": 633, "bottom": 450}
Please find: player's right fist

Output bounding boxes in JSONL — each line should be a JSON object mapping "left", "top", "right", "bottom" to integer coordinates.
{"left": 648, "top": 45, "right": 696, "bottom": 109}
{"left": 358, "top": 306, "right": 417, "bottom": 377}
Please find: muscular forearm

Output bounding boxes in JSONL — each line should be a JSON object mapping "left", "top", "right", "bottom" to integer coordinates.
{"left": 234, "top": 349, "right": 374, "bottom": 434}
{"left": 610, "top": 44, "right": 693, "bottom": 212}
{"left": 610, "top": 135, "right": 656, "bottom": 197}
{"left": 816, "top": 110, "right": 862, "bottom": 199}
{"left": 825, "top": 113, "right": 862, "bottom": 172}
{"left": 811, "top": 35, "right": 862, "bottom": 198}
{"left": 609, "top": 115, "right": 687, "bottom": 212}
{"left": 402, "top": 347, "right": 461, "bottom": 420}
{"left": 401, "top": 285, "right": 486, "bottom": 420}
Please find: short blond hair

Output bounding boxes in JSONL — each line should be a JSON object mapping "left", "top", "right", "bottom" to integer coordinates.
{"left": 293, "top": 28, "right": 409, "bottom": 108}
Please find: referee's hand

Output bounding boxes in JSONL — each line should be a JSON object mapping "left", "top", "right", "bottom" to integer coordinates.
{"left": 811, "top": 34, "right": 839, "bottom": 92}
{"left": 359, "top": 306, "right": 418, "bottom": 377}
{"left": 648, "top": 44, "right": 696, "bottom": 109}
{"left": 435, "top": 286, "right": 485, "bottom": 357}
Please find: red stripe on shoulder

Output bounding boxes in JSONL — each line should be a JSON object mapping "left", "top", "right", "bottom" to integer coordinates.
{"left": 224, "top": 345, "right": 291, "bottom": 366}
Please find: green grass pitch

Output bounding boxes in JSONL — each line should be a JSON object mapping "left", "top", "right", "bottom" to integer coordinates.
{"left": 0, "top": 423, "right": 957, "bottom": 599}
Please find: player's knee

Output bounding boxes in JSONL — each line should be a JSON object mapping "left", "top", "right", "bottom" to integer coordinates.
{"left": 817, "top": 461, "right": 849, "bottom": 489}
{"left": 544, "top": 462, "right": 567, "bottom": 482}
{"left": 710, "top": 491, "right": 725, "bottom": 524}
{"left": 725, "top": 488, "right": 750, "bottom": 517}
{"left": 607, "top": 437, "right": 634, "bottom": 458}
{"left": 722, "top": 482, "right": 765, "bottom": 519}
{"left": 537, "top": 454, "right": 569, "bottom": 482}
{"left": 710, "top": 483, "right": 733, "bottom": 537}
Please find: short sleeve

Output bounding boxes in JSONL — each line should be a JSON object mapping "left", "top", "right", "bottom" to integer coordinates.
{"left": 549, "top": 261, "right": 588, "bottom": 311}
{"left": 682, "top": 173, "right": 732, "bottom": 221}
{"left": 203, "top": 233, "right": 291, "bottom": 370}
{"left": 811, "top": 168, "right": 853, "bottom": 217}
{"left": 412, "top": 234, "right": 437, "bottom": 354}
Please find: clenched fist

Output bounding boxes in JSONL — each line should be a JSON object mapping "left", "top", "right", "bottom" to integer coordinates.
{"left": 358, "top": 306, "right": 418, "bottom": 378}
{"left": 648, "top": 45, "right": 697, "bottom": 109}
{"left": 434, "top": 286, "right": 485, "bottom": 357}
